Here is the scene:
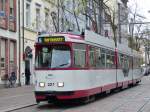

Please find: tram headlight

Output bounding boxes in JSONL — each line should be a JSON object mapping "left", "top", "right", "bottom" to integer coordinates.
{"left": 57, "top": 82, "right": 64, "bottom": 87}
{"left": 39, "top": 82, "right": 45, "bottom": 87}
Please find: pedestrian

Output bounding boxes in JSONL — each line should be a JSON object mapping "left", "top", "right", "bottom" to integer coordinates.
{"left": 25, "top": 68, "right": 31, "bottom": 85}
{"left": 9, "top": 72, "right": 17, "bottom": 87}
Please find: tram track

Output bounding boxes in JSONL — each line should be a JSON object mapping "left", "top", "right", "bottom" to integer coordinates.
{"left": 10, "top": 103, "right": 69, "bottom": 112}
{"left": 5, "top": 104, "right": 37, "bottom": 112}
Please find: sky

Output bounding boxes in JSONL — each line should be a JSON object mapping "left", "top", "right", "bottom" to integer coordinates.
{"left": 128, "top": 0, "right": 150, "bottom": 22}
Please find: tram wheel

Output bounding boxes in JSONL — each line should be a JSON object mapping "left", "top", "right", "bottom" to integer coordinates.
{"left": 80, "top": 95, "right": 96, "bottom": 104}
{"left": 80, "top": 96, "right": 90, "bottom": 104}
{"left": 36, "top": 100, "right": 40, "bottom": 104}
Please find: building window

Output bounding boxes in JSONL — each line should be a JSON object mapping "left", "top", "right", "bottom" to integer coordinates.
{"left": 26, "top": 2, "right": 31, "bottom": 27}
{"left": 45, "top": 9, "right": 49, "bottom": 31}
{"left": 36, "top": 7, "right": 40, "bottom": 30}
{"left": 0, "top": 0, "right": 5, "bottom": 11}
{"left": 9, "top": 41, "right": 15, "bottom": 71}
{"left": 0, "top": 40, "right": 6, "bottom": 68}
{"left": 10, "top": 0, "right": 14, "bottom": 16}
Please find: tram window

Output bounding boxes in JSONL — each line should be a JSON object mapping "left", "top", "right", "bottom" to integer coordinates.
{"left": 134, "top": 58, "right": 139, "bottom": 68}
{"left": 112, "top": 55, "right": 115, "bottom": 68}
{"left": 101, "top": 48, "right": 106, "bottom": 53}
{"left": 133, "top": 58, "right": 136, "bottom": 68}
{"left": 129, "top": 57, "right": 133, "bottom": 68}
{"left": 106, "top": 55, "right": 113, "bottom": 68}
{"left": 35, "top": 45, "right": 71, "bottom": 68}
{"left": 120, "top": 55, "right": 130, "bottom": 69}
{"left": 119, "top": 54, "right": 124, "bottom": 68}
{"left": 100, "top": 48, "right": 106, "bottom": 68}
{"left": 106, "top": 54, "right": 110, "bottom": 68}
{"left": 89, "top": 47, "right": 96, "bottom": 67}
{"left": 73, "top": 44, "right": 86, "bottom": 68}
{"left": 138, "top": 58, "right": 141, "bottom": 67}
{"left": 95, "top": 48, "right": 101, "bottom": 68}
{"left": 106, "top": 51, "right": 115, "bottom": 68}
{"left": 124, "top": 57, "right": 129, "bottom": 69}
{"left": 100, "top": 53, "right": 105, "bottom": 68}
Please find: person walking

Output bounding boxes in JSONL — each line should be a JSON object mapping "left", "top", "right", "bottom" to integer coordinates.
{"left": 25, "top": 68, "right": 31, "bottom": 85}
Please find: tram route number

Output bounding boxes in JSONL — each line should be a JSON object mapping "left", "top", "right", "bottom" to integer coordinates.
{"left": 48, "top": 83, "right": 55, "bottom": 86}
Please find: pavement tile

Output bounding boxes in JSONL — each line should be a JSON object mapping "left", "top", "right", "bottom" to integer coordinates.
{"left": 0, "top": 85, "right": 36, "bottom": 112}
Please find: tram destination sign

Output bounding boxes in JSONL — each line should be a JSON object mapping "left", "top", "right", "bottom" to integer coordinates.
{"left": 38, "top": 36, "right": 65, "bottom": 43}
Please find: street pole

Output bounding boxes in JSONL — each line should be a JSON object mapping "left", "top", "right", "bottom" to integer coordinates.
{"left": 145, "top": 46, "right": 147, "bottom": 66}
{"left": 85, "top": 2, "right": 88, "bottom": 29}
{"left": 22, "top": 0, "right": 24, "bottom": 54}
{"left": 57, "top": 0, "right": 59, "bottom": 32}
{"left": 118, "top": 3, "right": 121, "bottom": 43}
{"left": 18, "top": 0, "right": 21, "bottom": 86}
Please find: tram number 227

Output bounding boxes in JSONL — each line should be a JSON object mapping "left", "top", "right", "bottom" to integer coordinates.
{"left": 48, "top": 83, "right": 54, "bottom": 86}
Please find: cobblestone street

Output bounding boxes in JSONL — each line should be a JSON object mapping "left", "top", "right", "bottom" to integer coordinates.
{"left": 1, "top": 76, "right": 148, "bottom": 112}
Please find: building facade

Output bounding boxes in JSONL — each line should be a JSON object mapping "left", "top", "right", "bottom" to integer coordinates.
{"left": 0, "top": 0, "right": 18, "bottom": 85}
{"left": 20, "top": 0, "right": 86, "bottom": 85}
{"left": 103, "top": 0, "right": 129, "bottom": 44}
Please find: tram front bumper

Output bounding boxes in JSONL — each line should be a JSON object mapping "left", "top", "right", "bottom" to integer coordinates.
{"left": 34, "top": 91, "right": 75, "bottom": 101}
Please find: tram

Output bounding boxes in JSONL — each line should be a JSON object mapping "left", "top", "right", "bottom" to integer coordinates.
{"left": 34, "top": 30, "right": 143, "bottom": 103}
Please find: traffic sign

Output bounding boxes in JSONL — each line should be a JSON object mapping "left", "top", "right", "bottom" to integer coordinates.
{"left": 0, "top": 11, "right": 5, "bottom": 17}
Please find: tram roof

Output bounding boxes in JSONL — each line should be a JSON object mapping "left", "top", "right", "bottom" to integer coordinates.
{"left": 36, "top": 30, "right": 141, "bottom": 57}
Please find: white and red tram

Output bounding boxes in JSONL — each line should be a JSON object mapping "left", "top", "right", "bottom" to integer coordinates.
{"left": 34, "top": 30, "right": 143, "bottom": 103}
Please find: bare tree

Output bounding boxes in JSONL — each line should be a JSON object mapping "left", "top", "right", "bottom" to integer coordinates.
{"left": 72, "top": 0, "right": 80, "bottom": 31}
{"left": 128, "top": 0, "right": 147, "bottom": 50}
{"left": 77, "top": 0, "right": 103, "bottom": 33}
{"left": 103, "top": 3, "right": 118, "bottom": 47}
{"left": 142, "top": 29, "right": 150, "bottom": 64}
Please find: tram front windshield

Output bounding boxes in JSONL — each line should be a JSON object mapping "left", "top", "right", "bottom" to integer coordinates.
{"left": 35, "top": 45, "right": 71, "bottom": 69}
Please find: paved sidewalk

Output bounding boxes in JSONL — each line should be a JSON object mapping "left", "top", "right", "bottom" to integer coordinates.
{"left": 0, "top": 86, "right": 36, "bottom": 112}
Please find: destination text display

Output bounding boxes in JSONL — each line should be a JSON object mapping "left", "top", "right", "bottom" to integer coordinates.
{"left": 38, "top": 37, "right": 65, "bottom": 43}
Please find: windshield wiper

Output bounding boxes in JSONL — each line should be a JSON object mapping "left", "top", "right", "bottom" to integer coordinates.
{"left": 52, "top": 63, "right": 69, "bottom": 68}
